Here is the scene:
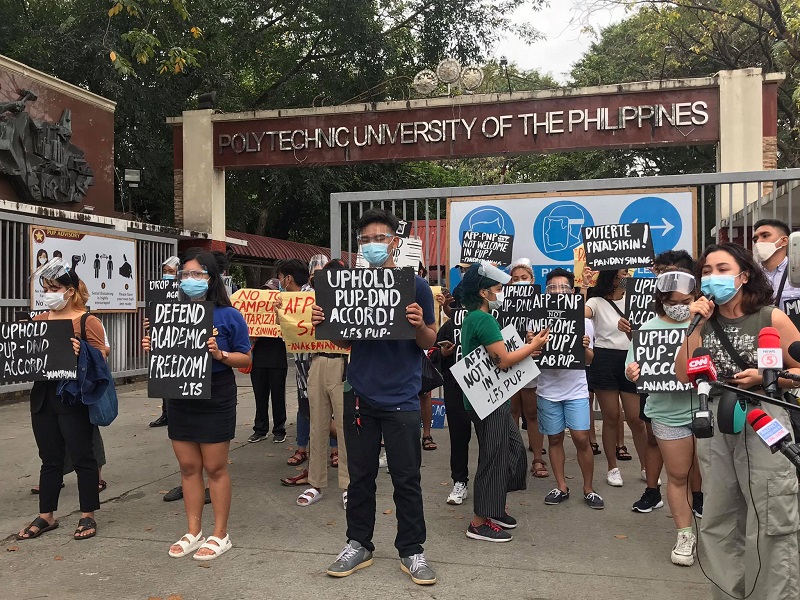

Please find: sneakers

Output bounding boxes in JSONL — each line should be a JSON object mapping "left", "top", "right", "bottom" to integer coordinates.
{"left": 544, "top": 488, "right": 570, "bottom": 505}
{"left": 641, "top": 469, "right": 663, "bottom": 485}
{"left": 584, "top": 491, "right": 605, "bottom": 510}
{"left": 632, "top": 487, "right": 664, "bottom": 513}
{"left": 606, "top": 468, "right": 623, "bottom": 487}
{"left": 326, "top": 541, "right": 374, "bottom": 577}
{"left": 447, "top": 482, "right": 468, "bottom": 505}
{"left": 400, "top": 553, "right": 437, "bottom": 585}
{"left": 671, "top": 531, "right": 696, "bottom": 566}
{"left": 248, "top": 433, "right": 267, "bottom": 443}
{"left": 466, "top": 520, "right": 513, "bottom": 542}
{"left": 692, "top": 491, "right": 704, "bottom": 519}
{"left": 493, "top": 513, "right": 517, "bottom": 529}
{"left": 272, "top": 433, "right": 287, "bottom": 443}
{"left": 378, "top": 449, "right": 388, "bottom": 469}
{"left": 342, "top": 490, "right": 348, "bottom": 510}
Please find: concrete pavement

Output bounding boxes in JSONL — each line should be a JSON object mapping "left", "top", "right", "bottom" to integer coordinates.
{"left": 0, "top": 372, "right": 710, "bottom": 599}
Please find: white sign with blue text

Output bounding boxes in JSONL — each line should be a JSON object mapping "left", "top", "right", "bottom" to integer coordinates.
{"left": 448, "top": 189, "right": 694, "bottom": 289}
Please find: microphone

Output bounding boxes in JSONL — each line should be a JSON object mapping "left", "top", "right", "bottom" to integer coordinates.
{"left": 746, "top": 408, "right": 800, "bottom": 470}
{"left": 685, "top": 294, "right": 715, "bottom": 337}
{"left": 687, "top": 347, "right": 717, "bottom": 438}
{"left": 758, "top": 327, "right": 783, "bottom": 399}
{"left": 789, "top": 341, "right": 800, "bottom": 364}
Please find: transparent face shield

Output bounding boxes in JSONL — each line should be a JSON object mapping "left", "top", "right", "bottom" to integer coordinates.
{"left": 309, "top": 254, "right": 328, "bottom": 274}
{"left": 162, "top": 256, "right": 180, "bottom": 270}
{"left": 477, "top": 260, "right": 511, "bottom": 285}
{"left": 655, "top": 271, "right": 696, "bottom": 295}
{"left": 32, "top": 257, "right": 73, "bottom": 287}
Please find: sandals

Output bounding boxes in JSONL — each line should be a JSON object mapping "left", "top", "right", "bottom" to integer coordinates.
{"left": 532, "top": 459, "right": 549, "bottom": 478}
{"left": 280, "top": 469, "right": 309, "bottom": 486}
{"left": 98, "top": 479, "right": 107, "bottom": 492}
{"left": 169, "top": 531, "right": 205, "bottom": 558}
{"left": 330, "top": 451, "right": 339, "bottom": 468}
{"left": 16, "top": 516, "right": 58, "bottom": 540}
{"left": 422, "top": 436, "right": 437, "bottom": 451}
{"left": 616, "top": 445, "right": 633, "bottom": 461}
{"left": 591, "top": 443, "right": 601, "bottom": 455}
{"left": 73, "top": 517, "right": 97, "bottom": 540}
{"left": 297, "top": 488, "right": 323, "bottom": 506}
{"left": 287, "top": 450, "right": 307, "bottom": 466}
{"left": 193, "top": 534, "right": 232, "bottom": 561}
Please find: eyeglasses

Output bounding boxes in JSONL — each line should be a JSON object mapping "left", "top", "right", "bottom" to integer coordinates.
{"left": 178, "top": 269, "right": 209, "bottom": 280}
{"left": 545, "top": 284, "right": 573, "bottom": 294}
{"left": 357, "top": 234, "right": 394, "bottom": 245}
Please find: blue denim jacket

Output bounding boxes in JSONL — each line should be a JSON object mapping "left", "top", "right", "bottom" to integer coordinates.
{"left": 57, "top": 338, "right": 111, "bottom": 406}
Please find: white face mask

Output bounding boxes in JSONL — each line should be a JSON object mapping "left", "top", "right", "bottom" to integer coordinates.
{"left": 38, "top": 257, "right": 47, "bottom": 265}
{"left": 513, "top": 280, "right": 532, "bottom": 286}
{"left": 488, "top": 290, "right": 504, "bottom": 311}
{"left": 663, "top": 303, "right": 691, "bottom": 322}
{"left": 753, "top": 239, "right": 785, "bottom": 263}
{"left": 43, "top": 291, "right": 69, "bottom": 311}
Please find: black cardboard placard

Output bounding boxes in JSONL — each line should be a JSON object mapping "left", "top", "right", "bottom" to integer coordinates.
{"left": 632, "top": 327, "right": 693, "bottom": 393}
{"left": 148, "top": 301, "right": 213, "bottom": 399}
{"left": 527, "top": 294, "right": 586, "bottom": 369}
{"left": 582, "top": 223, "right": 655, "bottom": 271}
{"left": 0, "top": 320, "right": 77, "bottom": 382}
{"left": 498, "top": 283, "right": 543, "bottom": 339}
{"left": 146, "top": 279, "right": 182, "bottom": 304}
{"left": 315, "top": 268, "right": 416, "bottom": 340}
{"left": 625, "top": 277, "right": 658, "bottom": 329}
{"left": 459, "top": 231, "right": 514, "bottom": 265}
{"left": 396, "top": 219, "right": 411, "bottom": 238}
{"left": 784, "top": 299, "right": 800, "bottom": 331}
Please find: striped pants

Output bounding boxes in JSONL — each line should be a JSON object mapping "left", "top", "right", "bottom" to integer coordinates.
{"left": 470, "top": 402, "right": 528, "bottom": 519}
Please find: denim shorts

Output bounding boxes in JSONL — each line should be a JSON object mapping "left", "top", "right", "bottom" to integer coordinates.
{"left": 537, "top": 397, "right": 591, "bottom": 435}
{"left": 651, "top": 419, "right": 693, "bottom": 441}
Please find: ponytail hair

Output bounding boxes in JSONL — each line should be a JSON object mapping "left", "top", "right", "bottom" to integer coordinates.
{"left": 73, "top": 280, "right": 90, "bottom": 310}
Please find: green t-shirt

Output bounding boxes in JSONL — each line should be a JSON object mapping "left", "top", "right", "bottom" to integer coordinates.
{"left": 460, "top": 309, "right": 504, "bottom": 411}
{"left": 624, "top": 316, "right": 697, "bottom": 427}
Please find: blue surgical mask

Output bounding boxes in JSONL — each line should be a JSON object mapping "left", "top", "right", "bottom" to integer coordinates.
{"left": 362, "top": 243, "right": 390, "bottom": 267}
{"left": 700, "top": 273, "right": 742, "bottom": 305}
{"left": 180, "top": 278, "right": 209, "bottom": 299}
{"left": 163, "top": 274, "right": 175, "bottom": 280}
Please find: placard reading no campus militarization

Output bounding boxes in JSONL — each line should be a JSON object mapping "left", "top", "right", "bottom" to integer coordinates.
{"left": 314, "top": 268, "right": 416, "bottom": 340}
{"left": 0, "top": 320, "right": 77, "bottom": 383}
{"left": 526, "top": 293, "right": 586, "bottom": 370}
{"left": 632, "top": 328, "right": 693, "bottom": 393}
{"left": 148, "top": 301, "right": 214, "bottom": 399}
{"left": 460, "top": 231, "right": 514, "bottom": 266}
{"left": 625, "top": 277, "right": 658, "bottom": 330}
{"left": 582, "top": 223, "right": 655, "bottom": 271}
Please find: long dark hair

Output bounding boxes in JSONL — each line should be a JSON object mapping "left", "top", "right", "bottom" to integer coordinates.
{"left": 592, "top": 269, "right": 623, "bottom": 299}
{"left": 181, "top": 247, "right": 232, "bottom": 307}
{"left": 696, "top": 243, "right": 773, "bottom": 315}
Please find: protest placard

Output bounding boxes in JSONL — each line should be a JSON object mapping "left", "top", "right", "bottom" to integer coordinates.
{"left": 0, "top": 320, "right": 77, "bottom": 382}
{"left": 355, "top": 236, "right": 423, "bottom": 270}
{"left": 450, "top": 325, "right": 540, "bottom": 420}
{"left": 526, "top": 293, "right": 586, "bottom": 369}
{"left": 231, "top": 288, "right": 281, "bottom": 337}
{"left": 146, "top": 279, "right": 182, "bottom": 304}
{"left": 498, "top": 283, "right": 543, "bottom": 338}
{"left": 625, "top": 277, "right": 658, "bottom": 329}
{"left": 459, "top": 231, "right": 514, "bottom": 266}
{"left": 573, "top": 245, "right": 598, "bottom": 287}
{"left": 632, "top": 327, "right": 693, "bottom": 393}
{"left": 581, "top": 223, "right": 655, "bottom": 271}
{"left": 278, "top": 291, "right": 349, "bottom": 354}
{"left": 431, "top": 285, "right": 443, "bottom": 329}
{"left": 784, "top": 299, "right": 800, "bottom": 331}
{"left": 148, "top": 301, "right": 213, "bottom": 399}
{"left": 451, "top": 308, "right": 467, "bottom": 362}
{"left": 315, "top": 268, "right": 416, "bottom": 340}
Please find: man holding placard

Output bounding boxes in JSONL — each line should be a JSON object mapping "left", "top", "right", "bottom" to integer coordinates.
{"left": 312, "top": 209, "right": 437, "bottom": 586}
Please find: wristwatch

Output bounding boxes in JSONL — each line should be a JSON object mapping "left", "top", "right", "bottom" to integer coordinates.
{"left": 220, "top": 350, "right": 229, "bottom": 362}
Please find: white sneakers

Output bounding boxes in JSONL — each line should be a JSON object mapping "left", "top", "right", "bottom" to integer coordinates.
{"left": 447, "top": 482, "right": 468, "bottom": 505}
{"left": 671, "top": 531, "right": 696, "bottom": 566}
{"left": 640, "top": 469, "right": 663, "bottom": 486}
{"left": 606, "top": 468, "right": 623, "bottom": 487}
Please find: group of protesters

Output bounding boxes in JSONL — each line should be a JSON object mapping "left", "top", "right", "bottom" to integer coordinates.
{"left": 12, "top": 209, "right": 800, "bottom": 598}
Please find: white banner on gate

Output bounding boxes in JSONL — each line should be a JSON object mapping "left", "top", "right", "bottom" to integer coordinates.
{"left": 356, "top": 236, "right": 424, "bottom": 269}
{"left": 450, "top": 324, "right": 540, "bottom": 420}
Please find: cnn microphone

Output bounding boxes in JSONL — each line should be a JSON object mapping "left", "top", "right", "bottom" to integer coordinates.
{"left": 687, "top": 347, "right": 717, "bottom": 438}
{"left": 746, "top": 409, "right": 800, "bottom": 470}
{"left": 685, "top": 294, "right": 715, "bottom": 337}
{"left": 758, "top": 327, "right": 783, "bottom": 399}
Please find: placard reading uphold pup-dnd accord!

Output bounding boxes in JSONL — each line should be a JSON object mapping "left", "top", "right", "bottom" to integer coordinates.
{"left": 582, "top": 223, "right": 655, "bottom": 271}
{"left": 625, "top": 277, "right": 658, "bottom": 329}
{"left": 148, "top": 302, "right": 213, "bottom": 399}
{"left": 314, "top": 268, "right": 416, "bottom": 340}
{"left": 0, "top": 321, "right": 77, "bottom": 382}
{"left": 632, "top": 328, "right": 693, "bottom": 393}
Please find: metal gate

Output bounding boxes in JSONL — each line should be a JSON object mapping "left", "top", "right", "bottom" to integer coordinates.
{"left": 1, "top": 212, "right": 177, "bottom": 393}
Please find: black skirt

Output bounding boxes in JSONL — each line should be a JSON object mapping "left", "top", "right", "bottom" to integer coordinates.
{"left": 167, "top": 369, "right": 237, "bottom": 443}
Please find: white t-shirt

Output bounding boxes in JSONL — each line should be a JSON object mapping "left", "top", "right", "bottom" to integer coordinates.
{"left": 535, "top": 319, "right": 594, "bottom": 402}
{"left": 586, "top": 296, "right": 629, "bottom": 350}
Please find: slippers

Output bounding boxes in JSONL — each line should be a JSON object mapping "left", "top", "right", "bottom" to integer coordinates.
{"left": 73, "top": 517, "right": 97, "bottom": 540}
{"left": 16, "top": 516, "right": 58, "bottom": 540}
{"left": 330, "top": 451, "right": 339, "bottom": 468}
{"left": 591, "top": 443, "right": 601, "bottom": 456}
{"left": 193, "top": 534, "right": 232, "bottom": 561}
{"left": 98, "top": 479, "right": 107, "bottom": 493}
{"left": 297, "top": 488, "right": 323, "bottom": 506}
{"left": 532, "top": 459, "right": 549, "bottom": 478}
{"left": 287, "top": 450, "right": 307, "bottom": 466}
{"left": 169, "top": 531, "right": 205, "bottom": 558}
{"left": 30, "top": 483, "right": 65, "bottom": 495}
{"left": 280, "top": 469, "right": 309, "bottom": 486}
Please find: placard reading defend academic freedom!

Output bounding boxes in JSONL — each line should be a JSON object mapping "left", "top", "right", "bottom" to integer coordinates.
{"left": 632, "top": 327, "right": 693, "bottom": 393}
{"left": 314, "top": 268, "right": 416, "bottom": 340}
{"left": 625, "top": 277, "right": 658, "bottom": 329}
{"left": 450, "top": 325, "right": 540, "bottom": 420}
{"left": 460, "top": 231, "right": 514, "bottom": 266}
{"left": 148, "top": 301, "right": 213, "bottom": 399}
{"left": 0, "top": 321, "right": 77, "bottom": 383}
{"left": 526, "top": 294, "right": 586, "bottom": 369}
{"left": 581, "top": 223, "right": 655, "bottom": 271}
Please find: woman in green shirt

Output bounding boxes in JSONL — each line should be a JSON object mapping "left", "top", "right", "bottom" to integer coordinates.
{"left": 457, "top": 262, "right": 549, "bottom": 543}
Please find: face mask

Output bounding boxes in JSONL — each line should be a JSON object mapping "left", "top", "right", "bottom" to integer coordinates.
{"left": 701, "top": 274, "right": 742, "bottom": 305}
{"left": 39, "top": 257, "right": 47, "bottom": 265}
{"left": 43, "top": 291, "right": 69, "bottom": 311}
{"left": 162, "top": 274, "right": 175, "bottom": 280}
{"left": 180, "top": 278, "right": 209, "bottom": 299}
{"left": 616, "top": 277, "right": 627, "bottom": 290}
{"left": 487, "top": 290, "right": 505, "bottom": 311}
{"left": 361, "top": 243, "right": 390, "bottom": 267}
{"left": 753, "top": 240, "right": 784, "bottom": 263}
{"left": 663, "top": 304, "right": 691, "bottom": 322}
{"left": 513, "top": 281, "right": 532, "bottom": 286}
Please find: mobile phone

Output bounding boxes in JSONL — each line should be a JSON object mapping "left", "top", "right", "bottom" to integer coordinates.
{"left": 790, "top": 232, "right": 800, "bottom": 287}
{"left": 437, "top": 341, "right": 453, "bottom": 347}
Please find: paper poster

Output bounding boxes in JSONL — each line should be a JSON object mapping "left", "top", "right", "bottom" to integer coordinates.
{"left": 231, "top": 288, "right": 281, "bottom": 337}
{"left": 356, "top": 236, "right": 424, "bottom": 270}
{"left": 30, "top": 226, "right": 137, "bottom": 311}
{"left": 278, "top": 291, "right": 349, "bottom": 354}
